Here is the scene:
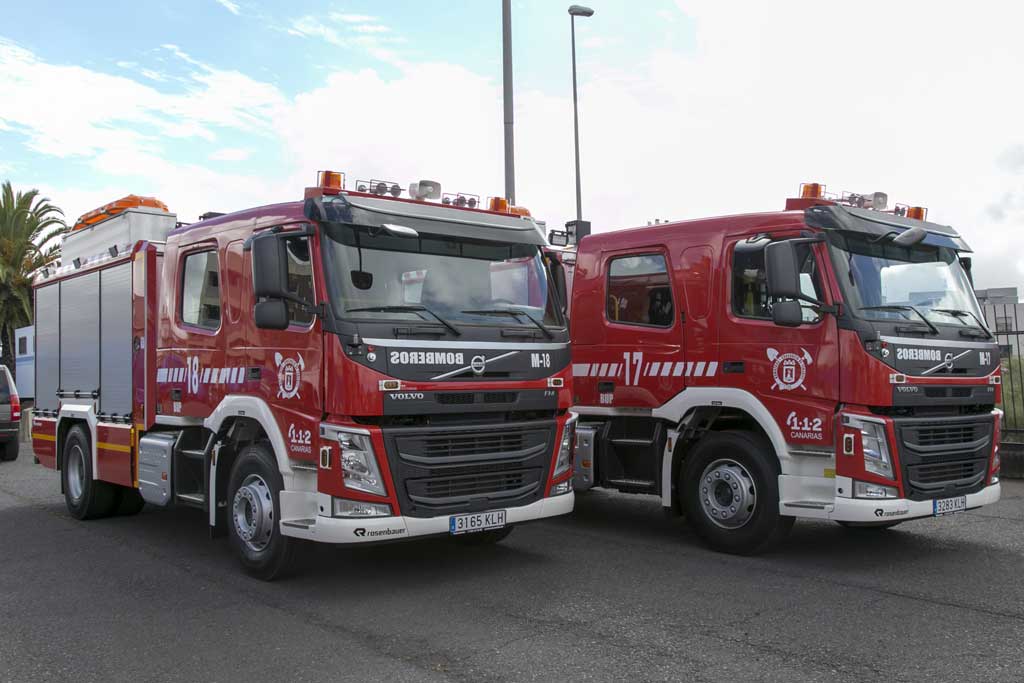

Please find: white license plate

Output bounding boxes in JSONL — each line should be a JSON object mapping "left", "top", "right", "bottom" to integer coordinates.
{"left": 933, "top": 496, "right": 967, "bottom": 516}
{"left": 449, "top": 510, "right": 506, "bottom": 535}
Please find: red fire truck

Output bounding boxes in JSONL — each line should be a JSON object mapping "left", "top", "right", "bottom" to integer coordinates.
{"left": 565, "top": 183, "right": 1002, "bottom": 554}
{"left": 30, "top": 172, "right": 575, "bottom": 579}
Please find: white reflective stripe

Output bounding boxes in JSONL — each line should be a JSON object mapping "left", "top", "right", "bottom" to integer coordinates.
{"left": 362, "top": 338, "right": 568, "bottom": 351}
{"left": 706, "top": 361, "right": 718, "bottom": 377}
{"left": 695, "top": 361, "right": 706, "bottom": 377}
{"left": 231, "top": 367, "right": 242, "bottom": 384}
{"left": 157, "top": 368, "right": 168, "bottom": 383}
{"left": 685, "top": 362, "right": 694, "bottom": 377}
{"left": 660, "top": 363, "right": 672, "bottom": 377}
{"left": 673, "top": 362, "right": 685, "bottom": 376}
{"left": 219, "top": 368, "right": 231, "bottom": 383}
{"left": 573, "top": 364, "right": 591, "bottom": 377}
{"left": 609, "top": 363, "right": 619, "bottom": 377}
{"left": 590, "top": 364, "right": 600, "bottom": 377}
{"left": 202, "top": 367, "right": 211, "bottom": 383}
{"left": 649, "top": 362, "right": 661, "bottom": 376}
{"left": 598, "top": 363, "right": 609, "bottom": 376}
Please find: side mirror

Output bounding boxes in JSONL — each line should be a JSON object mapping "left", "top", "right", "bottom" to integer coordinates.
{"left": 765, "top": 241, "right": 801, "bottom": 299}
{"left": 251, "top": 233, "right": 288, "bottom": 299}
{"left": 548, "top": 230, "right": 569, "bottom": 247}
{"left": 772, "top": 300, "right": 804, "bottom": 327}
{"left": 254, "top": 299, "right": 289, "bottom": 330}
{"left": 549, "top": 257, "right": 567, "bottom": 314}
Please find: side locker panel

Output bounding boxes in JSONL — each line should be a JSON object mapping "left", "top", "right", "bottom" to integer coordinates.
{"left": 100, "top": 263, "right": 132, "bottom": 416}
{"left": 133, "top": 246, "right": 159, "bottom": 431}
{"left": 60, "top": 272, "right": 100, "bottom": 395}
{"left": 35, "top": 283, "right": 60, "bottom": 412}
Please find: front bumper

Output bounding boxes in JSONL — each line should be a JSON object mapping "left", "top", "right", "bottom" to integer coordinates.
{"left": 279, "top": 492, "right": 574, "bottom": 544}
{"left": 0, "top": 423, "right": 18, "bottom": 442}
{"left": 828, "top": 483, "right": 1000, "bottom": 523}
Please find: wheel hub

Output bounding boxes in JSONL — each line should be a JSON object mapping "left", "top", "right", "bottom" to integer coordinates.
{"left": 67, "top": 444, "right": 86, "bottom": 503}
{"left": 698, "top": 459, "right": 757, "bottom": 530}
{"left": 232, "top": 474, "right": 274, "bottom": 552}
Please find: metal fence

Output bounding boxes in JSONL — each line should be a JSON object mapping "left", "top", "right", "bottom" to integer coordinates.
{"left": 983, "top": 303, "right": 1024, "bottom": 447}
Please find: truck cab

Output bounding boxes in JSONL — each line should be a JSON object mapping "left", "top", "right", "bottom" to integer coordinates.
{"left": 569, "top": 184, "right": 1001, "bottom": 554}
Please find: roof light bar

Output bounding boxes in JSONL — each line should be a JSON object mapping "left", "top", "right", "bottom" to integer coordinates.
{"left": 442, "top": 192, "right": 480, "bottom": 209}
{"left": 356, "top": 179, "right": 403, "bottom": 197}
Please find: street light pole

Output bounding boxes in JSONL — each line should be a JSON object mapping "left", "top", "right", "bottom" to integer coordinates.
{"left": 568, "top": 5, "right": 593, "bottom": 227}
{"left": 502, "top": 0, "right": 515, "bottom": 204}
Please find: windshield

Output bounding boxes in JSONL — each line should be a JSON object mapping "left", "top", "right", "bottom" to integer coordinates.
{"left": 320, "top": 223, "right": 564, "bottom": 328}
{"left": 828, "top": 232, "right": 984, "bottom": 328}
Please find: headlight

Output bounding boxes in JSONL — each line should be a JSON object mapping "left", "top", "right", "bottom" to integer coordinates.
{"left": 550, "top": 480, "right": 573, "bottom": 496}
{"left": 339, "top": 432, "right": 386, "bottom": 496}
{"left": 854, "top": 480, "right": 898, "bottom": 499}
{"left": 845, "top": 416, "right": 894, "bottom": 480}
{"left": 554, "top": 418, "right": 576, "bottom": 478}
{"left": 332, "top": 498, "right": 391, "bottom": 518}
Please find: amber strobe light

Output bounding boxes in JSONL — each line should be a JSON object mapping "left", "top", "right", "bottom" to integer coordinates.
{"left": 906, "top": 206, "right": 928, "bottom": 220}
{"left": 800, "top": 182, "right": 825, "bottom": 199}
{"left": 318, "top": 170, "right": 345, "bottom": 192}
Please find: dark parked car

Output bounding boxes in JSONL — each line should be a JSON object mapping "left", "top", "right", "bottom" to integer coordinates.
{"left": 0, "top": 365, "right": 21, "bottom": 461}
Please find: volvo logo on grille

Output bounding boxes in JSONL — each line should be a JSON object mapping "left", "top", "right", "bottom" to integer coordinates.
{"left": 944, "top": 352, "right": 955, "bottom": 370}
{"left": 471, "top": 355, "right": 487, "bottom": 375}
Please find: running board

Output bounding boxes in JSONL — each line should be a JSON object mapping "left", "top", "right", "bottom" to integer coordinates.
{"left": 606, "top": 477, "right": 658, "bottom": 494}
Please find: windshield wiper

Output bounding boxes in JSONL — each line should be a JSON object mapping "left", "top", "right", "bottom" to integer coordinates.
{"left": 859, "top": 305, "right": 940, "bottom": 335}
{"left": 346, "top": 305, "right": 461, "bottom": 336}
{"left": 461, "top": 308, "right": 554, "bottom": 340}
{"left": 931, "top": 308, "right": 994, "bottom": 339}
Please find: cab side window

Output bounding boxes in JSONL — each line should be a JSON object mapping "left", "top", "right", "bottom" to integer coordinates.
{"left": 181, "top": 251, "right": 221, "bottom": 330}
{"left": 284, "top": 236, "right": 315, "bottom": 326}
{"left": 732, "top": 241, "right": 822, "bottom": 323}
{"left": 606, "top": 254, "right": 674, "bottom": 327}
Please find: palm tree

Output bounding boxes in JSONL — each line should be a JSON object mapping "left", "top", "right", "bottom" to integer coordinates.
{"left": 0, "top": 181, "right": 66, "bottom": 380}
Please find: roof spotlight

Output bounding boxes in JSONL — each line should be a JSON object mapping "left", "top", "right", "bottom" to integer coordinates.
{"left": 467, "top": 197, "right": 478, "bottom": 209}
{"left": 389, "top": 183, "right": 401, "bottom": 197}
{"left": 357, "top": 183, "right": 368, "bottom": 192}
{"left": 442, "top": 196, "right": 452, "bottom": 205}
{"left": 375, "top": 182, "right": 388, "bottom": 195}
{"left": 455, "top": 196, "right": 467, "bottom": 207}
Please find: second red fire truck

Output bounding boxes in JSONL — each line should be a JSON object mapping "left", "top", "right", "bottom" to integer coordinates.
{"left": 31, "top": 172, "right": 575, "bottom": 579}
{"left": 564, "top": 184, "right": 1002, "bottom": 554}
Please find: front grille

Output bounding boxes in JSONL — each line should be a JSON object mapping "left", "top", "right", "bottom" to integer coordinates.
{"left": 914, "top": 425, "right": 978, "bottom": 447}
{"left": 437, "top": 392, "right": 474, "bottom": 405}
{"left": 434, "top": 392, "right": 519, "bottom": 406}
{"left": 383, "top": 420, "right": 555, "bottom": 517}
{"left": 895, "top": 415, "right": 993, "bottom": 501}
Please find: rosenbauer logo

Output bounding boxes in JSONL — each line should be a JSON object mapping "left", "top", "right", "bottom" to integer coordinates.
{"left": 353, "top": 527, "right": 407, "bottom": 538}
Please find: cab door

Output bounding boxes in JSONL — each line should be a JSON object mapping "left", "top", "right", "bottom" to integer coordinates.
{"left": 717, "top": 235, "right": 840, "bottom": 451}
{"left": 233, "top": 227, "right": 323, "bottom": 463}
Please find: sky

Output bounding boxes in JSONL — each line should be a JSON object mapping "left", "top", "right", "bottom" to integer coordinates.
{"left": 1, "top": 0, "right": 1023, "bottom": 290}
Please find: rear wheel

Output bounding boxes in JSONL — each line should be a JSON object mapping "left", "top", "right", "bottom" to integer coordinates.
{"left": 227, "top": 442, "right": 296, "bottom": 581}
{"left": 681, "top": 430, "right": 794, "bottom": 555}
{"left": 1, "top": 439, "right": 17, "bottom": 461}
{"left": 453, "top": 526, "right": 514, "bottom": 546}
{"left": 62, "top": 425, "right": 117, "bottom": 519}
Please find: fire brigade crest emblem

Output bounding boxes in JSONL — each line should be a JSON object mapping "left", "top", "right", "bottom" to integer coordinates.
{"left": 275, "top": 352, "right": 305, "bottom": 399}
{"left": 767, "top": 347, "right": 812, "bottom": 391}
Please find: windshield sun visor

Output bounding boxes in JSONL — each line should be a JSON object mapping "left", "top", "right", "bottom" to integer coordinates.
{"left": 804, "top": 204, "right": 972, "bottom": 253}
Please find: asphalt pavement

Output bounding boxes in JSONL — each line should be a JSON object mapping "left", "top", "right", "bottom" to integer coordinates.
{"left": 2, "top": 442, "right": 1023, "bottom": 682}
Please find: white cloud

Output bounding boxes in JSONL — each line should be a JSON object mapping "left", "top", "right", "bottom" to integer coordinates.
{"left": 7, "top": 2, "right": 1024, "bottom": 290}
{"left": 215, "top": 0, "right": 240, "bottom": 15}
{"left": 352, "top": 24, "right": 390, "bottom": 34}
{"left": 209, "top": 147, "right": 251, "bottom": 161}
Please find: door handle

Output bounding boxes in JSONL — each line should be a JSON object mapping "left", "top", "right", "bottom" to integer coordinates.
{"left": 723, "top": 361, "right": 745, "bottom": 374}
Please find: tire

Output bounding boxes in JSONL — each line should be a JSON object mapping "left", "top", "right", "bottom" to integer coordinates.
{"left": 227, "top": 441, "right": 296, "bottom": 581}
{"left": 62, "top": 425, "right": 117, "bottom": 520}
{"left": 453, "top": 526, "right": 515, "bottom": 546}
{"left": 837, "top": 520, "right": 902, "bottom": 530}
{"left": 1, "top": 439, "right": 17, "bottom": 462}
{"left": 680, "top": 430, "right": 794, "bottom": 555}
{"left": 113, "top": 487, "right": 146, "bottom": 516}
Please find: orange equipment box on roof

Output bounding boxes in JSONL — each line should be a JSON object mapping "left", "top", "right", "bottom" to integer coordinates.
{"left": 73, "top": 195, "right": 169, "bottom": 231}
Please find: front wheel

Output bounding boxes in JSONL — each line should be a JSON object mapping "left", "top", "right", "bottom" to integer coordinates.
{"left": 227, "top": 442, "right": 296, "bottom": 581}
{"left": 681, "top": 430, "right": 794, "bottom": 555}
